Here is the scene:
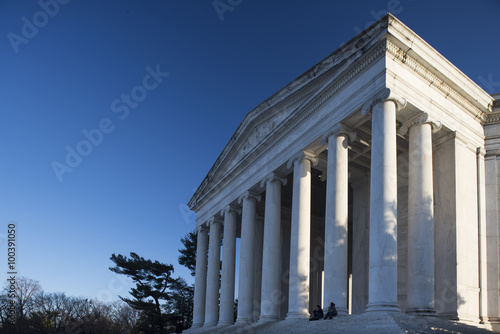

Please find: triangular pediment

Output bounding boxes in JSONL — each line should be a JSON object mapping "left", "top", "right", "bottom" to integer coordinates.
{"left": 216, "top": 88, "right": 315, "bottom": 178}
{"left": 188, "top": 14, "right": 392, "bottom": 211}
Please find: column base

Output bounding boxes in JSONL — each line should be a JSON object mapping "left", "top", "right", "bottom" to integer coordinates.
{"left": 365, "top": 302, "right": 401, "bottom": 313}
{"left": 258, "top": 315, "right": 279, "bottom": 323}
{"left": 235, "top": 318, "right": 252, "bottom": 326}
{"left": 406, "top": 308, "right": 436, "bottom": 317}
{"left": 436, "top": 312, "right": 459, "bottom": 320}
{"left": 202, "top": 322, "right": 217, "bottom": 328}
{"left": 217, "top": 321, "right": 233, "bottom": 327}
{"left": 486, "top": 318, "right": 500, "bottom": 332}
{"left": 482, "top": 316, "right": 500, "bottom": 323}
{"left": 190, "top": 323, "right": 203, "bottom": 329}
{"left": 335, "top": 307, "right": 349, "bottom": 315}
{"left": 285, "top": 312, "right": 309, "bottom": 320}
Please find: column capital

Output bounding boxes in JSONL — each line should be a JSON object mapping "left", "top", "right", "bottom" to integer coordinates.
{"left": 207, "top": 216, "right": 223, "bottom": 226}
{"left": 220, "top": 204, "right": 241, "bottom": 217}
{"left": 398, "top": 112, "right": 442, "bottom": 136}
{"left": 238, "top": 191, "right": 261, "bottom": 204}
{"left": 361, "top": 88, "right": 407, "bottom": 116}
{"left": 260, "top": 172, "right": 287, "bottom": 188}
{"left": 286, "top": 150, "right": 319, "bottom": 169}
{"left": 320, "top": 123, "right": 356, "bottom": 145}
{"left": 194, "top": 224, "right": 209, "bottom": 234}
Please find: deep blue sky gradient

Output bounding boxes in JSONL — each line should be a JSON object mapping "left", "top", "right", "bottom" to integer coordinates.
{"left": 0, "top": 0, "right": 498, "bottom": 301}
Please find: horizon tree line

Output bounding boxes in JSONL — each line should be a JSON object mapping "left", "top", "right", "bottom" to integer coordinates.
{"left": 0, "top": 231, "right": 197, "bottom": 334}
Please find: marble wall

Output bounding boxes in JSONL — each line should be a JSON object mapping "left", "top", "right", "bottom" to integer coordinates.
{"left": 434, "top": 134, "right": 459, "bottom": 319}
{"left": 484, "top": 123, "right": 500, "bottom": 325}
{"left": 397, "top": 152, "right": 409, "bottom": 312}
{"left": 433, "top": 133, "right": 480, "bottom": 321}
{"left": 351, "top": 176, "right": 370, "bottom": 314}
{"left": 455, "top": 138, "right": 479, "bottom": 322}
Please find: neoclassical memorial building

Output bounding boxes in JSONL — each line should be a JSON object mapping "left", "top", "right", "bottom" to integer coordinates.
{"left": 187, "top": 14, "right": 500, "bottom": 329}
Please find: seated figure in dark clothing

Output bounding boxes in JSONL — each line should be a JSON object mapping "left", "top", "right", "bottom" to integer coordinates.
{"left": 324, "top": 302, "right": 338, "bottom": 319}
{"left": 309, "top": 305, "right": 324, "bottom": 320}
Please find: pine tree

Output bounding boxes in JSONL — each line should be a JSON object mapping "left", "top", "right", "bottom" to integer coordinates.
{"left": 109, "top": 252, "right": 175, "bottom": 333}
{"left": 178, "top": 232, "right": 197, "bottom": 276}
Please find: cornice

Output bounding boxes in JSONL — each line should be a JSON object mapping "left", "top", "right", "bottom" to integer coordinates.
{"left": 493, "top": 98, "right": 500, "bottom": 112}
{"left": 485, "top": 148, "right": 500, "bottom": 158}
{"left": 385, "top": 39, "right": 489, "bottom": 122}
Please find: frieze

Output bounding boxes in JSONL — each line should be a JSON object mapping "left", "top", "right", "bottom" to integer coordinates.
{"left": 485, "top": 112, "right": 500, "bottom": 124}
{"left": 385, "top": 39, "right": 488, "bottom": 122}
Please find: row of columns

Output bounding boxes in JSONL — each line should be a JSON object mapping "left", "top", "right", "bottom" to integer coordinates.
{"left": 191, "top": 96, "right": 441, "bottom": 328}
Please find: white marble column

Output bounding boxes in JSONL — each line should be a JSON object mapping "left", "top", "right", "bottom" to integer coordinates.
{"left": 403, "top": 113, "right": 440, "bottom": 315}
{"left": 259, "top": 172, "right": 287, "bottom": 322}
{"left": 364, "top": 95, "right": 403, "bottom": 312}
{"left": 204, "top": 218, "right": 223, "bottom": 327}
{"left": 286, "top": 150, "right": 318, "bottom": 319}
{"left": 322, "top": 124, "right": 355, "bottom": 315}
{"left": 219, "top": 205, "right": 239, "bottom": 326}
{"left": 192, "top": 225, "right": 209, "bottom": 328}
{"left": 236, "top": 191, "right": 261, "bottom": 325}
{"left": 477, "top": 148, "right": 488, "bottom": 323}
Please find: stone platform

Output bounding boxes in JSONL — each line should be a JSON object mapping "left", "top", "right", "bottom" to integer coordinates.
{"left": 186, "top": 312, "right": 498, "bottom": 334}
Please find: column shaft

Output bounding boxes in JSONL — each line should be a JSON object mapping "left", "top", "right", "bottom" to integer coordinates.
{"left": 237, "top": 193, "right": 259, "bottom": 324}
{"left": 219, "top": 207, "right": 238, "bottom": 325}
{"left": 407, "top": 122, "right": 435, "bottom": 314}
{"left": 287, "top": 152, "right": 316, "bottom": 319}
{"left": 259, "top": 174, "right": 285, "bottom": 322}
{"left": 204, "top": 220, "right": 222, "bottom": 327}
{"left": 324, "top": 134, "right": 349, "bottom": 314}
{"left": 366, "top": 100, "right": 400, "bottom": 312}
{"left": 192, "top": 227, "right": 209, "bottom": 328}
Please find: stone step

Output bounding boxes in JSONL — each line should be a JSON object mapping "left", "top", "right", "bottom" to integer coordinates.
{"left": 185, "top": 312, "right": 498, "bottom": 334}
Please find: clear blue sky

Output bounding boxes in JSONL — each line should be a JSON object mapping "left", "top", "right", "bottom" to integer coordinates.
{"left": 0, "top": 0, "right": 498, "bottom": 302}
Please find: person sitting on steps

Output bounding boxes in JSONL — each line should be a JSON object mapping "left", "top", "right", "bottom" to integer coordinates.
{"left": 324, "top": 302, "right": 338, "bottom": 319}
{"left": 309, "top": 305, "right": 324, "bottom": 321}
